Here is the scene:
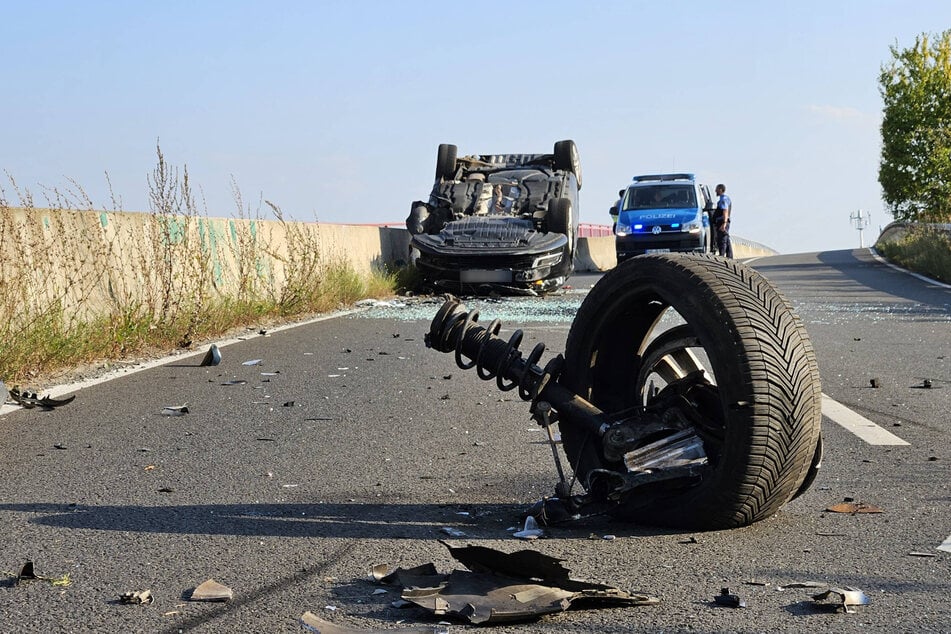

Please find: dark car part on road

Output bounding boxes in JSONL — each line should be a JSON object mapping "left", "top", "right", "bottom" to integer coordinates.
{"left": 376, "top": 542, "right": 657, "bottom": 625}
{"left": 407, "top": 141, "right": 582, "bottom": 296}
{"left": 8, "top": 387, "right": 75, "bottom": 410}
{"left": 426, "top": 253, "right": 823, "bottom": 530}
{"left": 714, "top": 587, "right": 747, "bottom": 608}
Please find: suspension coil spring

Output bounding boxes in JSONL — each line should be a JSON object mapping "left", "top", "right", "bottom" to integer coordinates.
{"left": 425, "top": 296, "right": 563, "bottom": 402}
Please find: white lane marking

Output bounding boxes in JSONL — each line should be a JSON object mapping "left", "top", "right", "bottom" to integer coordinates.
{"left": 939, "top": 535, "right": 951, "bottom": 553}
{"left": 0, "top": 308, "right": 366, "bottom": 417}
{"left": 822, "top": 394, "right": 910, "bottom": 446}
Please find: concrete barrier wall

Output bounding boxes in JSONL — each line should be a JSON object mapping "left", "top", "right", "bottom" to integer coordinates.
{"left": 573, "top": 235, "right": 777, "bottom": 272}
{"left": 0, "top": 207, "right": 412, "bottom": 324}
{"left": 876, "top": 221, "right": 951, "bottom": 245}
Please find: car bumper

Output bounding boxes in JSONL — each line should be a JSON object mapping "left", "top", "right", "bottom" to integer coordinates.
{"left": 615, "top": 232, "right": 706, "bottom": 259}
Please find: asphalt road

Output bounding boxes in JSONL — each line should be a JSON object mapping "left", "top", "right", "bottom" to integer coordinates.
{"left": 0, "top": 249, "right": 948, "bottom": 633}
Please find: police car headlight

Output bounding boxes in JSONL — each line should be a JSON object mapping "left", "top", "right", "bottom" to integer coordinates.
{"left": 683, "top": 221, "right": 702, "bottom": 233}
{"left": 615, "top": 222, "right": 631, "bottom": 236}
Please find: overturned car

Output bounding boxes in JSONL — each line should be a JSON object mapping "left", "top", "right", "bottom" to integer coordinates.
{"left": 407, "top": 141, "right": 582, "bottom": 295}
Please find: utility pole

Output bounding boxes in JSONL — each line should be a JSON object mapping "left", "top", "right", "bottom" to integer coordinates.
{"left": 850, "top": 210, "right": 871, "bottom": 248}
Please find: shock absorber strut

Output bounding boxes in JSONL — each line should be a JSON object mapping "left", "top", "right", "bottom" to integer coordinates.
{"left": 425, "top": 296, "right": 612, "bottom": 437}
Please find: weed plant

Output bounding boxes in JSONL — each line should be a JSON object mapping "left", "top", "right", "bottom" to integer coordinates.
{"left": 0, "top": 146, "right": 399, "bottom": 386}
{"left": 876, "top": 225, "right": 951, "bottom": 283}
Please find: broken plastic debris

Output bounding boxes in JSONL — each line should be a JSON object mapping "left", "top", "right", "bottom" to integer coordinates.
{"left": 908, "top": 551, "right": 938, "bottom": 557}
{"left": 811, "top": 586, "right": 869, "bottom": 613}
{"left": 189, "top": 579, "right": 233, "bottom": 602}
{"left": 17, "top": 561, "right": 38, "bottom": 584}
{"left": 397, "top": 543, "right": 658, "bottom": 624}
{"left": 221, "top": 379, "right": 248, "bottom": 386}
{"left": 200, "top": 344, "right": 221, "bottom": 366}
{"left": 119, "top": 589, "right": 154, "bottom": 605}
{"left": 869, "top": 377, "right": 881, "bottom": 388}
{"left": 161, "top": 405, "right": 189, "bottom": 416}
{"left": 513, "top": 515, "right": 545, "bottom": 540}
{"left": 8, "top": 387, "right": 76, "bottom": 410}
{"left": 242, "top": 359, "right": 263, "bottom": 366}
{"left": 713, "top": 587, "right": 746, "bottom": 608}
{"left": 13, "top": 561, "right": 70, "bottom": 587}
{"left": 825, "top": 500, "right": 883, "bottom": 514}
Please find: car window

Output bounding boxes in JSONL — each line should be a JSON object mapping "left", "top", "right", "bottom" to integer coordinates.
{"left": 624, "top": 185, "right": 696, "bottom": 210}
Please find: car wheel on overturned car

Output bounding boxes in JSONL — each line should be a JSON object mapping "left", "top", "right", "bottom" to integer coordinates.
{"left": 553, "top": 140, "right": 582, "bottom": 190}
{"left": 559, "top": 253, "right": 822, "bottom": 530}
{"left": 436, "top": 144, "right": 457, "bottom": 180}
{"left": 547, "top": 198, "right": 573, "bottom": 251}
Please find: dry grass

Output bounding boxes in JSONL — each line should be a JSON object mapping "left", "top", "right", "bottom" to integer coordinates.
{"left": 0, "top": 146, "right": 402, "bottom": 386}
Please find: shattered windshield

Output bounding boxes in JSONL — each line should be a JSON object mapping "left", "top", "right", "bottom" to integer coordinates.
{"left": 623, "top": 185, "right": 696, "bottom": 211}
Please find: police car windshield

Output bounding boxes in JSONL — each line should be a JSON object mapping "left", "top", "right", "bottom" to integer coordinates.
{"left": 624, "top": 185, "right": 696, "bottom": 211}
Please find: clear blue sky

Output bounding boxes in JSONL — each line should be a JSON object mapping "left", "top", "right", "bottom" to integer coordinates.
{"left": 2, "top": 1, "right": 948, "bottom": 254}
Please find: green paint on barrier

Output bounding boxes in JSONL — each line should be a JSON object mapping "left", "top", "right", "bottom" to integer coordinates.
{"left": 99, "top": 212, "right": 109, "bottom": 228}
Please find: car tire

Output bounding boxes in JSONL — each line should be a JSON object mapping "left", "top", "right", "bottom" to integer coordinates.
{"left": 547, "top": 198, "right": 574, "bottom": 273}
{"left": 436, "top": 144, "right": 457, "bottom": 180}
{"left": 553, "top": 140, "right": 582, "bottom": 190}
{"left": 559, "top": 253, "right": 822, "bottom": 530}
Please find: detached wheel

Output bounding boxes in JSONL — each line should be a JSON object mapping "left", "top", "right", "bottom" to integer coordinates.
{"left": 553, "top": 139, "right": 582, "bottom": 189}
{"left": 560, "top": 253, "right": 822, "bottom": 529}
{"left": 436, "top": 143, "right": 457, "bottom": 180}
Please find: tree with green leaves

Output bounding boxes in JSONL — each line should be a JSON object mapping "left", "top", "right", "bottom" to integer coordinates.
{"left": 879, "top": 30, "right": 951, "bottom": 223}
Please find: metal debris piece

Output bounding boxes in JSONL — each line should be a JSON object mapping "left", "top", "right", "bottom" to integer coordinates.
{"left": 869, "top": 377, "right": 880, "bottom": 388}
{"left": 513, "top": 516, "right": 545, "bottom": 540}
{"left": 300, "top": 611, "right": 442, "bottom": 633}
{"left": 811, "top": 586, "right": 869, "bottom": 613}
{"left": 908, "top": 551, "right": 938, "bottom": 558}
{"left": 780, "top": 581, "right": 827, "bottom": 590}
{"left": 9, "top": 387, "right": 76, "bottom": 410}
{"left": 714, "top": 587, "right": 746, "bottom": 608}
{"left": 119, "top": 589, "right": 154, "bottom": 604}
{"left": 161, "top": 405, "right": 189, "bottom": 416}
{"left": 189, "top": 579, "right": 233, "bottom": 602}
{"left": 283, "top": 401, "right": 296, "bottom": 407}
{"left": 825, "top": 501, "right": 883, "bottom": 514}
{"left": 242, "top": 359, "right": 263, "bottom": 366}
{"left": 200, "top": 344, "right": 221, "bottom": 366}
{"left": 397, "top": 543, "right": 658, "bottom": 625}
{"left": 221, "top": 379, "right": 247, "bottom": 386}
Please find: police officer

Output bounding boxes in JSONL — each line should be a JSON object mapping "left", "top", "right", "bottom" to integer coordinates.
{"left": 714, "top": 183, "right": 733, "bottom": 258}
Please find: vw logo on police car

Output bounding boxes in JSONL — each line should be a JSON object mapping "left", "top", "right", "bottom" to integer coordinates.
{"left": 652, "top": 226, "right": 662, "bottom": 235}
